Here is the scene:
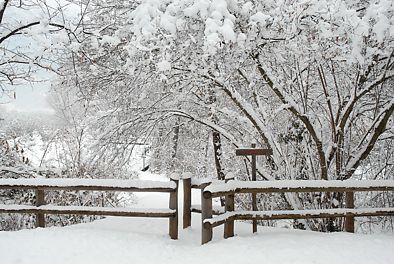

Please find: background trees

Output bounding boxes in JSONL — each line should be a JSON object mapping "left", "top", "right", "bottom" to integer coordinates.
{"left": 63, "top": 0, "right": 393, "bottom": 179}
{"left": 56, "top": 0, "right": 393, "bottom": 231}
{"left": 0, "top": 0, "right": 135, "bottom": 230}
{"left": 1, "top": 0, "right": 392, "bottom": 232}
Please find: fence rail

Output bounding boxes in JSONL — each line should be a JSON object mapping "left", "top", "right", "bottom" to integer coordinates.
{"left": 0, "top": 178, "right": 179, "bottom": 239}
{"left": 200, "top": 180, "right": 394, "bottom": 244}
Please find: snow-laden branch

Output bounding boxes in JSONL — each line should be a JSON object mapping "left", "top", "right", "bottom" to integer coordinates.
{"left": 335, "top": 70, "right": 394, "bottom": 139}
{"left": 0, "top": 21, "right": 76, "bottom": 45}
{"left": 0, "top": 0, "right": 9, "bottom": 24}
{"left": 199, "top": 72, "right": 283, "bottom": 160}
{"left": 255, "top": 58, "right": 328, "bottom": 180}
{"left": 344, "top": 99, "right": 394, "bottom": 179}
{"left": 163, "top": 109, "right": 240, "bottom": 146}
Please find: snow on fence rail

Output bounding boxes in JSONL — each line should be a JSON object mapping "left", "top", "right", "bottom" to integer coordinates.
{"left": 197, "top": 180, "right": 394, "bottom": 244}
{"left": 0, "top": 178, "right": 179, "bottom": 239}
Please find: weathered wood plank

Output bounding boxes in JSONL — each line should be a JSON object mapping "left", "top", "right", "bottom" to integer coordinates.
{"left": 183, "top": 178, "right": 191, "bottom": 229}
{"left": 0, "top": 179, "right": 176, "bottom": 192}
{"left": 205, "top": 208, "right": 394, "bottom": 226}
{"left": 201, "top": 188, "right": 213, "bottom": 244}
{"left": 224, "top": 194, "right": 234, "bottom": 238}
{"left": 207, "top": 186, "right": 394, "bottom": 198}
{"left": 235, "top": 148, "right": 273, "bottom": 156}
{"left": 169, "top": 178, "right": 178, "bottom": 239}
{"left": 0, "top": 205, "right": 176, "bottom": 218}
{"left": 35, "top": 189, "right": 45, "bottom": 228}
{"left": 345, "top": 192, "right": 355, "bottom": 232}
{"left": 251, "top": 144, "right": 257, "bottom": 233}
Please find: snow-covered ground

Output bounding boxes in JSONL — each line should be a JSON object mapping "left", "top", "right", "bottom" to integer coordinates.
{"left": 0, "top": 172, "right": 393, "bottom": 264}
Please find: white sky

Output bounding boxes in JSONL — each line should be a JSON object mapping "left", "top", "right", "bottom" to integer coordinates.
{"left": 5, "top": 83, "right": 54, "bottom": 113}
{"left": 1, "top": 0, "right": 82, "bottom": 115}
{"left": 1, "top": 78, "right": 54, "bottom": 114}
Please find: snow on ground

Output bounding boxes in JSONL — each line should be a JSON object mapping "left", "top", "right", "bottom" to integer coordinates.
{"left": 0, "top": 171, "right": 393, "bottom": 264}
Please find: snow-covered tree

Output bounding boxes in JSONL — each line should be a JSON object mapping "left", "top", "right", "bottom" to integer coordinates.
{"left": 0, "top": 0, "right": 85, "bottom": 99}
{"left": 50, "top": 0, "right": 393, "bottom": 231}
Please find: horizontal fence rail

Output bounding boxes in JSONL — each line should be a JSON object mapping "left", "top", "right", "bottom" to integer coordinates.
{"left": 0, "top": 178, "right": 177, "bottom": 192}
{"left": 200, "top": 180, "right": 394, "bottom": 244}
{"left": 203, "top": 180, "right": 394, "bottom": 197}
{"left": 0, "top": 178, "right": 179, "bottom": 239}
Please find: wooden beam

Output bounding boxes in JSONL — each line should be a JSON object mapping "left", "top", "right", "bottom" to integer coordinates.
{"left": 201, "top": 188, "right": 213, "bottom": 244}
{"left": 0, "top": 179, "right": 176, "bottom": 193}
{"left": 209, "top": 186, "right": 394, "bottom": 198}
{"left": 0, "top": 205, "right": 176, "bottom": 218}
{"left": 169, "top": 178, "right": 178, "bottom": 239}
{"left": 251, "top": 144, "right": 257, "bottom": 233}
{"left": 235, "top": 148, "right": 273, "bottom": 156}
{"left": 205, "top": 208, "right": 394, "bottom": 226}
{"left": 232, "top": 210, "right": 394, "bottom": 221}
{"left": 183, "top": 178, "right": 191, "bottom": 229}
{"left": 35, "top": 189, "right": 45, "bottom": 228}
{"left": 224, "top": 194, "right": 234, "bottom": 238}
{"left": 345, "top": 192, "right": 355, "bottom": 232}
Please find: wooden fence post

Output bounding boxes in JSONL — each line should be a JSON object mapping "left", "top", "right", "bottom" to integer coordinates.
{"left": 183, "top": 177, "right": 192, "bottom": 229}
{"left": 224, "top": 174, "right": 234, "bottom": 238}
{"left": 201, "top": 189, "right": 213, "bottom": 244}
{"left": 224, "top": 193, "right": 234, "bottom": 238}
{"left": 169, "top": 177, "right": 179, "bottom": 239}
{"left": 35, "top": 189, "right": 45, "bottom": 228}
{"left": 251, "top": 143, "right": 258, "bottom": 233}
{"left": 345, "top": 191, "right": 354, "bottom": 233}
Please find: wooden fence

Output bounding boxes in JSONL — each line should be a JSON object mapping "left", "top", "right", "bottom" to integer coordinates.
{"left": 200, "top": 180, "right": 394, "bottom": 244}
{"left": 183, "top": 177, "right": 226, "bottom": 229}
{"left": 0, "top": 178, "right": 179, "bottom": 239}
{"left": 2, "top": 177, "right": 394, "bottom": 244}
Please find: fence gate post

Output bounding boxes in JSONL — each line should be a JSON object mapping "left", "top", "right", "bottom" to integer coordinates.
{"left": 201, "top": 189, "right": 213, "bottom": 244}
{"left": 169, "top": 178, "right": 179, "bottom": 239}
{"left": 224, "top": 193, "right": 234, "bottom": 238}
{"left": 35, "top": 189, "right": 45, "bottom": 228}
{"left": 183, "top": 177, "right": 192, "bottom": 229}
{"left": 345, "top": 191, "right": 354, "bottom": 233}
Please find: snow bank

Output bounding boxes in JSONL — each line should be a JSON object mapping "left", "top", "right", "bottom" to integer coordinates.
{"left": 0, "top": 216, "right": 393, "bottom": 264}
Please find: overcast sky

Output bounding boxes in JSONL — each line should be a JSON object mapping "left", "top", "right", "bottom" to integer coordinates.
{"left": 1, "top": 78, "right": 54, "bottom": 114}
{"left": 1, "top": 0, "right": 80, "bottom": 115}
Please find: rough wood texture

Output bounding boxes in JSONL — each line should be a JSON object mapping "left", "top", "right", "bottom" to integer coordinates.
{"left": 227, "top": 210, "right": 394, "bottom": 221}
{"left": 201, "top": 188, "right": 213, "bottom": 244}
{"left": 0, "top": 184, "right": 175, "bottom": 193}
{"left": 35, "top": 189, "right": 45, "bottom": 228}
{"left": 0, "top": 205, "right": 176, "bottom": 217}
{"left": 235, "top": 148, "right": 273, "bottom": 156}
{"left": 169, "top": 178, "right": 178, "bottom": 239}
{"left": 205, "top": 208, "right": 394, "bottom": 226}
{"left": 0, "top": 179, "right": 177, "bottom": 192}
{"left": 209, "top": 186, "right": 394, "bottom": 198}
{"left": 224, "top": 194, "right": 234, "bottom": 238}
{"left": 251, "top": 144, "right": 257, "bottom": 233}
{"left": 345, "top": 192, "right": 355, "bottom": 233}
{"left": 183, "top": 178, "right": 192, "bottom": 229}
